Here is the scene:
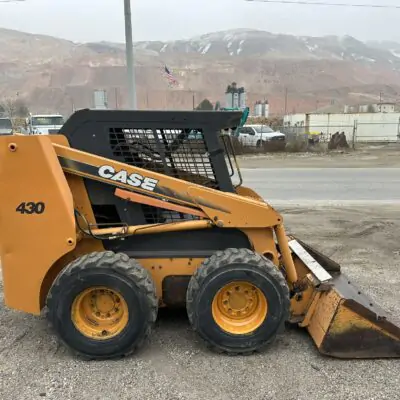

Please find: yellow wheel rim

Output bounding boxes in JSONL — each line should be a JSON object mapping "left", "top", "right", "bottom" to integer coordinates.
{"left": 71, "top": 286, "right": 129, "bottom": 340}
{"left": 211, "top": 281, "right": 268, "bottom": 335}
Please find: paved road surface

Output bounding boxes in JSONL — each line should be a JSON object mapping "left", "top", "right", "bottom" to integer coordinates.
{"left": 238, "top": 168, "right": 400, "bottom": 205}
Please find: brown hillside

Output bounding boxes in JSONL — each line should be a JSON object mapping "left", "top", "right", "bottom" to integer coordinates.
{"left": 1, "top": 27, "right": 400, "bottom": 116}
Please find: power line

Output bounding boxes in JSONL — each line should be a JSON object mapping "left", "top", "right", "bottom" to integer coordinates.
{"left": 244, "top": 0, "right": 400, "bottom": 9}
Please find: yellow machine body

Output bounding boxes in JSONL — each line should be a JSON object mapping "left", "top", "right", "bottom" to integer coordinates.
{"left": 0, "top": 133, "right": 399, "bottom": 359}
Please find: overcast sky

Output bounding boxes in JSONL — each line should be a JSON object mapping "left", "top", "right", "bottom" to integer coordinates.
{"left": 0, "top": 0, "right": 399, "bottom": 43}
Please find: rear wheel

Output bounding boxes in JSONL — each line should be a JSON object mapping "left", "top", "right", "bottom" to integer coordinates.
{"left": 45, "top": 251, "right": 158, "bottom": 360}
{"left": 186, "top": 248, "right": 290, "bottom": 355}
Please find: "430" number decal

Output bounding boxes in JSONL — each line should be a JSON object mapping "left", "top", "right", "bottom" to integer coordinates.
{"left": 16, "top": 202, "right": 46, "bottom": 215}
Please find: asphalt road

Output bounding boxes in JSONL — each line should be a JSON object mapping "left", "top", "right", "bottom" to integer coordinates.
{"left": 239, "top": 168, "right": 400, "bottom": 204}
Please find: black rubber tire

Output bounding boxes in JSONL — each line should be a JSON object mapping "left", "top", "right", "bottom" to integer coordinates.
{"left": 45, "top": 251, "right": 158, "bottom": 360}
{"left": 186, "top": 248, "right": 290, "bottom": 355}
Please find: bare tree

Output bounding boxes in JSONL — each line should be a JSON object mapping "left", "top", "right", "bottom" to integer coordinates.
{"left": 0, "top": 97, "right": 29, "bottom": 124}
{"left": 0, "top": 97, "right": 18, "bottom": 120}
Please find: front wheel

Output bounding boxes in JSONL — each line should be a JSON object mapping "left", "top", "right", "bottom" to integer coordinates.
{"left": 186, "top": 248, "right": 290, "bottom": 355}
{"left": 45, "top": 251, "right": 158, "bottom": 360}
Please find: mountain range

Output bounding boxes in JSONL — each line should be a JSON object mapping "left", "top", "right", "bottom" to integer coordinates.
{"left": 1, "top": 27, "right": 400, "bottom": 116}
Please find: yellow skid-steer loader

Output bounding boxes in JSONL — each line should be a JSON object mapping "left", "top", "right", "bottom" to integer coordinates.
{"left": 0, "top": 109, "right": 399, "bottom": 360}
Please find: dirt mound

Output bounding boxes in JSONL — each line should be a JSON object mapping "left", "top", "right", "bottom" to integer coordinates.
{"left": 328, "top": 132, "right": 350, "bottom": 150}
{"left": 349, "top": 220, "right": 396, "bottom": 238}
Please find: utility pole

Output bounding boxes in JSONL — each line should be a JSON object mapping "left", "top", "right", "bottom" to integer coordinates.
{"left": 124, "top": 0, "right": 137, "bottom": 109}
{"left": 115, "top": 87, "right": 119, "bottom": 109}
{"left": 284, "top": 87, "right": 288, "bottom": 115}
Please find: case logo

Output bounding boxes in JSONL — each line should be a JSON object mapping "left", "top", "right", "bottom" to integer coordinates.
{"left": 98, "top": 165, "right": 159, "bottom": 192}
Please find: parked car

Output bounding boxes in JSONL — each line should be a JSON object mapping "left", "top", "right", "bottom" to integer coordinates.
{"left": 236, "top": 124, "right": 286, "bottom": 148}
{"left": 0, "top": 117, "right": 13, "bottom": 135}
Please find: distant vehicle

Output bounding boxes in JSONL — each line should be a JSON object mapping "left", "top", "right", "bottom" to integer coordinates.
{"left": 236, "top": 124, "right": 286, "bottom": 147}
{"left": 26, "top": 114, "right": 65, "bottom": 135}
{"left": 187, "top": 129, "right": 203, "bottom": 140}
{"left": 0, "top": 117, "right": 13, "bottom": 135}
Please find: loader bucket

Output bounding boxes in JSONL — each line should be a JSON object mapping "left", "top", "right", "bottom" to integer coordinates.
{"left": 290, "top": 238, "right": 400, "bottom": 359}
{"left": 307, "top": 273, "right": 400, "bottom": 358}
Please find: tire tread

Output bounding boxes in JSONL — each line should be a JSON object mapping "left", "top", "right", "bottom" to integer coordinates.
{"left": 45, "top": 251, "right": 157, "bottom": 360}
{"left": 186, "top": 248, "right": 290, "bottom": 355}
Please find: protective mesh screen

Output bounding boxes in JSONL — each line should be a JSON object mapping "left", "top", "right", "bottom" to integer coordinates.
{"left": 109, "top": 127, "right": 218, "bottom": 188}
{"left": 108, "top": 127, "right": 217, "bottom": 223}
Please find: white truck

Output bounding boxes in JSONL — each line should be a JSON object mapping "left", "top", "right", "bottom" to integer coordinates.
{"left": 236, "top": 124, "right": 286, "bottom": 148}
{"left": 26, "top": 113, "right": 65, "bottom": 135}
{"left": 0, "top": 117, "right": 13, "bottom": 135}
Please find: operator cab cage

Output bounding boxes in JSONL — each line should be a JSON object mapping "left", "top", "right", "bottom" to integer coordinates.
{"left": 59, "top": 109, "right": 244, "bottom": 229}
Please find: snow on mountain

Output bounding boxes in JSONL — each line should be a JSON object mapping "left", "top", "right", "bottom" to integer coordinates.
{"left": 133, "top": 29, "right": 400, "bottom": 69}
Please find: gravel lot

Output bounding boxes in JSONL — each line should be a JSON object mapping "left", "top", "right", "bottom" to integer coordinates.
{"left": 0, "top": 204, "right": 399, "bottom": 400}
{"left": 237, "top": 143, "right": 400, "bottom": 169}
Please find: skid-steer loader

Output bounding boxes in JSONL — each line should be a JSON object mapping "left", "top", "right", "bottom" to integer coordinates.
{"left": 0, "top": 109, "right": 399, "bottom": 360}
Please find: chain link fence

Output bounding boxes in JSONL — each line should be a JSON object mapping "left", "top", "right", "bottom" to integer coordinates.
{"left": 228, "top": 121, "right": 400, "bottom": 154}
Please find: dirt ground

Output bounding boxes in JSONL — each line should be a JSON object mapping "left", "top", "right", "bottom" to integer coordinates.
{"left": 238, "top": 143, "right": 400, "bottom": 169}
{"left": 0, "top": 205, "right": 399, "bottom": 400}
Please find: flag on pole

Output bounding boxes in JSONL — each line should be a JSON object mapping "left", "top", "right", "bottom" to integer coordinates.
{"left": 162, "top": 64, "right": 179, "bottom": 87}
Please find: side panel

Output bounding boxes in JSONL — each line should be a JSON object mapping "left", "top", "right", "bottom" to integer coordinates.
{"left": 103, "top": 228, "right": 252, "bottom": 258}
{"left": 0, "top": 135, "right": 76, "bottom": 314}
{"left": 138, "top": 258, "right": 203, "bottom": 306}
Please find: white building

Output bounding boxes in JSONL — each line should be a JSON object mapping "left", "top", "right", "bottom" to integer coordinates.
{"left": 344, "top": 102, "right": 395, "bottom": 114}
{"left": 93, "top": 89, "right": 108, "bottom": 109}
{"left": 239, "top": 91, "right": 247, "bottom": 110}
{"left": 225, "top": 82, "right": 246, "bottom": 110}
{"left": 284, "top": 112, "right": 400, "bottom": 142}
{"left": 254, "top": 101, "right": 269, "bottom": 118}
